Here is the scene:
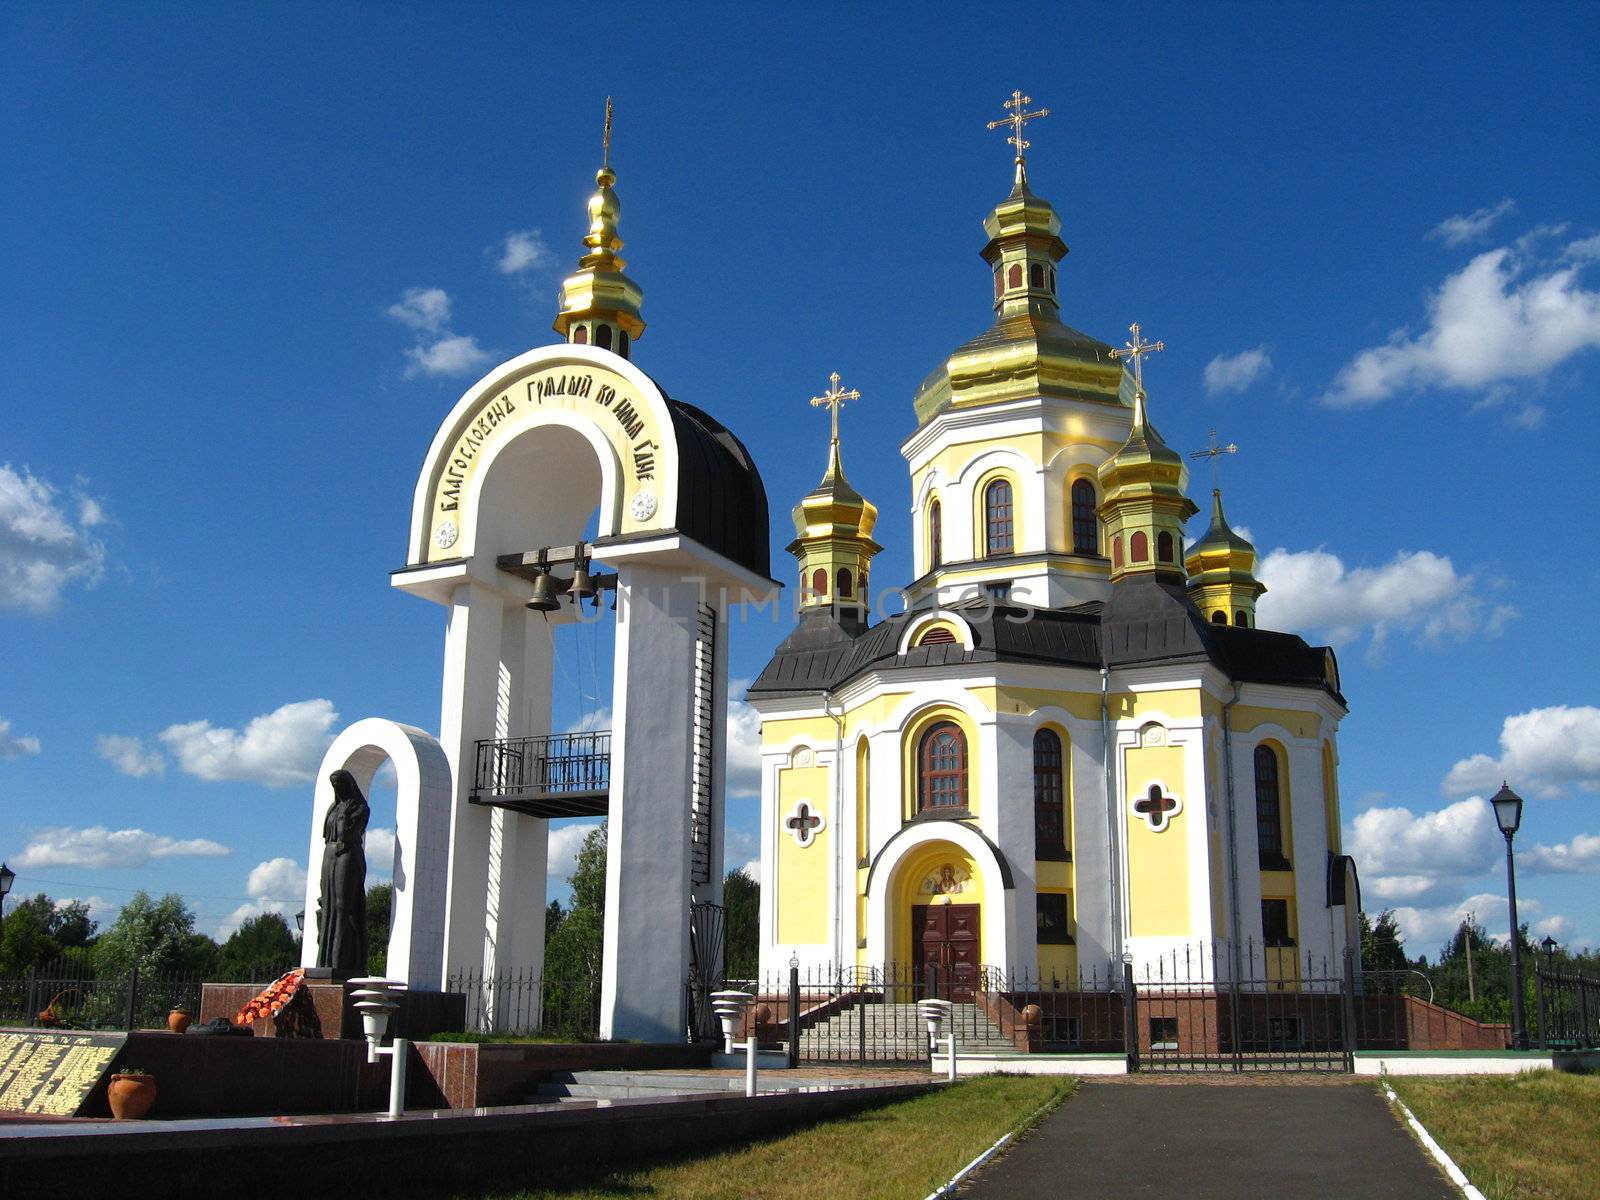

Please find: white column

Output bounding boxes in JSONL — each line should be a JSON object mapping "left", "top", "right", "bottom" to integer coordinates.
{"left": 991, "top": 714, "right": 1036, "bottom": 976}
{"left": 601, "top": 565, "right": 715, "bottom": 1041}
{"left": 1069, "top": 727, "right": 1114, "bottom": 971}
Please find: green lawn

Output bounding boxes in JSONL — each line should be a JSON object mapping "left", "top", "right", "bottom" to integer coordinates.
{"left": 464, "top": 1075, "right": 1073, "bottom": 1200}
{"left": 1388, "top": 1071, "right": 1600, "bottom": 1200}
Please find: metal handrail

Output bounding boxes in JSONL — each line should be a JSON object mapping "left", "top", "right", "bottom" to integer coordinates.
{"left": 472, "top": 731, "right": 611, "bottom": 799}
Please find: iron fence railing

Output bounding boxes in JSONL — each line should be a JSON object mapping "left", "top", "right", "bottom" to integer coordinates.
{"left": 0, "top": 961, "right": 296, "bottom": 1032}
{"left": 1537, "top": 962, "right": 1599, "bottom": 1049}
{"left": 444, "top": 968, "right": 602, "bottom": 1039}
{"left": 471, "top": 732, "right": 610, "bottom": 802}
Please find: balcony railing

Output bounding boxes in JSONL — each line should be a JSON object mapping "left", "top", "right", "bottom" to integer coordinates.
{"left": 471, "top": 731, "right": 611, "bottom": 817}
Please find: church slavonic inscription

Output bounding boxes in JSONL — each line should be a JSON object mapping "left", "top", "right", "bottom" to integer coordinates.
{"left": 0, "top": 1031, "right": 127, "bottom": 1116}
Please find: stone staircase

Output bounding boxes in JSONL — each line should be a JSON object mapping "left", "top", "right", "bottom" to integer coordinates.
{"left": 800, "top": 1001, "right": 1018, "bottom": 1058}
{"left": 533, "top": 1070, "right": 755, "bottom": 1101}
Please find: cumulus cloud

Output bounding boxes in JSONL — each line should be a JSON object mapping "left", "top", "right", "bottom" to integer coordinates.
{"left": 385, "top": 286, "right": 452, "bottom": 333}
{"left": 547, "top": 820, "right": 603, "bottom": 889}
{"left": 159, "top": 698, "right": 338, "bottom": 788}
{"left": 15, "top": 826, "right": 230, "bottom": 870}
{"left": 1519, "top": 833, "right": 1600, "bottom": 874}
{"left": 1324, "top": 237, "right": 1600, "bottom": 408}
{"left": 1428, "top": 199, "right": 1515, "bottom": 247}
{"left": 365, "top": 827, "right": 397, "bottom": 880}
{"left": 1347, "top": 796, "right": 1500, "bottom": 903}
{"left": 95, "top": 733, "right": 164, "bottom": 777}
{"left": 1443, "top": 705, "right": 1600, "bottom": 799}
{"left": 1256, "top": 546, "right": 1515, "bottom": 660}
{"left": 247, "top": 857, "right": 307, "bottom": 901}
{"left": 0, "top": 464, "right": 108, "bottom": 613}
{"left": 1561, "top": 233, "right": 1600, "bottom": 264}
{"left": 0, "top": 718, "right": 41, "bottom": 759}
{"left": 387, "top": 287, "right": 493, "bottom": 379}
{"left": 496, "top": 229, "right": 553, "bottom": 275}
{"left": 1202, "top": 347, "right": 1272, "bottom": 396}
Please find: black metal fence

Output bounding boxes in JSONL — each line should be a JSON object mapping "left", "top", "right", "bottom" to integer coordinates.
{"left": 0, "top": 961, "right": 294, "bottom": 1032}
{"left": 1537, "top": 961, "right": 1599, "bottom": 1049}
{"left": 444, "top": 968, "right": 602, "bottom": 1039}
{"left": 471, "top": 731, "right": 610, "bottom": 803}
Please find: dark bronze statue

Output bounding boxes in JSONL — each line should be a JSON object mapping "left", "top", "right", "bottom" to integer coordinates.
{"left": 316, "top": 768, "right": 369, "bottom": 978}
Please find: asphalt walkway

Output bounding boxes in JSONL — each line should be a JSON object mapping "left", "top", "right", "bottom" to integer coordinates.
{"left": 961, "top": 1080, "right": 1457, "bottom": 1199}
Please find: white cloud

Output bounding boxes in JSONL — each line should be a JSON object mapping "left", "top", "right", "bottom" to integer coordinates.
{"left": 1324, "top": 240, "right": 1600, "bottom": 408}
{"left": 95, "top": 733, "right": 164, "bottom": 777}
{"left": 15, "top": 826, "right": 231, "bottom": 870}
{"left": 1533, "top": 914, "right": 1575, "bottom": 942}
{"left": 1428, "top": 199, "right": 1515, "bottom": 247}
{"left": 246, "top": 857, "right": 307, "bottom": 901}
{"left": 1561, "top": 233, "right": 1600, "bottom": 264}
{"left": 385, "top": 286, "right": 452, "bottom": 333}
{"left": 1256, "top": 546, "right": 1515, "bottom": 660}
{"left": 1202, "top": 347, "right": 1272, "bottom": 396}
{"left": 1519, "top": 833, "right": 1600, "bottom": 874}
{"left": 496, "top": 229, "right": 553, "bottom": 275}
{"left": 0, "top": 718, "right": 41, "bottom": 759}
{"left": 159, "top": 698, "right": 338, "bottom": 788}
{"left": 365, "top": 827, "right": 396, "bottom": 880}
{"left": 0, "top": 464, "right": 108, "bottom": 613}
{"left": 1347, "top": 796, "right": 1499, "bottom": 903}
{"left": 1389, "top": 891, "right": 1508, "bottom": 949}
{"left": 547, "top": 821, "right": 603, "bottom": 889}
{"left": 403, "top": 333, "right": 492, "bottom": 379}
{"left": 1443, "top": 706, "right": 1600, "bottom": 799}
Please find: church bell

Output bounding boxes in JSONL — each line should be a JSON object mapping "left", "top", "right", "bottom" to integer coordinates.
{"left": 569, "top": 555, "right": 596, "bottom": 600}
{"left": 526, "top": 569, "right": 561, "bottom": 612}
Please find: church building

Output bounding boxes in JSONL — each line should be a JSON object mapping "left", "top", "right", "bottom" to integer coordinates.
{"left": 749, "top": 97, "right": 1360, "bottom": 996}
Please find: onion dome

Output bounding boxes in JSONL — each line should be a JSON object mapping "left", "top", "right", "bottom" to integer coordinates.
{"left": 1184, "top": 488, "right": 1266, "bottom": 628}
{"left": 1096, "top": 384, "right": 1198, "bottom": 583}
{"left": 787, "top": 377, "right": 881, "bottom": 611}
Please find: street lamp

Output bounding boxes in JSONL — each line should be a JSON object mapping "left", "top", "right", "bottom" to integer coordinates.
{"left": 1490, "top": 782, "right": 1528, "bottom": 1050}
{"left": 295, "top": 910, "right": 305, "bottom": 934}
{"left": 0, "top": 862, "right": 14, "bottom": 933}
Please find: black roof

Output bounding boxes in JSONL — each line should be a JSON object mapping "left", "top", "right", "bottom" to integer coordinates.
{"left": 660, "top": 397, "right": 771, "bottom": 581}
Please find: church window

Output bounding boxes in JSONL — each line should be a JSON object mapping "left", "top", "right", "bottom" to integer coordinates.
{"left": 837, "top": 568, "right": 853, "bottom": 598}
{"left": 596, "top": 324, "right": 613, "bottom": 350}
{"left": 1235, "top": 609, "right": 1249, "bottom": 627}
{"left": 810, "top": 567, "right": 827, "bottom": 599}
{"left": 1131, "top": 531, "right": 1149, "bottom": 562}
{"left": 984, "top": 479, "right": 1014, "bottom": 556}
{"left": 1033, "top": 729, "right": 1068, "bottom": 860}
{"left": 1255, "top": 744, "right": 1289, "bottom": 869}
{"left": 1070, "top": 479, "right": 1098, "bottom": 554}
{"left": 1261, "top": 898, "right": 1294, "bottom": 947}
{"left": 1113, "top": 536, "right": 1124, "bottom": 568}
{"left": 918, "top": 721, "right": 967, "bottom": 812}
{"left": 1030, "top": 263, "right": 1044, "bottom": 288}
{"left": 618, "top": 330, "right": 630, "bottom": 358}
{"left": 1157, "top": 530, "right": 1175, "bottom": 562}
{"left": 916, "top": 626, "right": 957, "bottom": 647}
{"left": 984, "top": 581, "right": 1011, "bottom": 602}
{"left": 1007, "top": 264, "right": 1022, "bottom": 289}
{"left": 929, "top": 499, "right": 942, "bottom": 569}
{"left": 573, "top": 326, "right": 588, "bottom": 345}
{"left": 1049, "top": 267, "right": 1057, "bottom": 294}
{"left": 993, "top": 269, "right": 1002, "bottom": 300}
{"left": 1212, "top": 610, "right": 1227, "bottom": 624}
{"left": 1037, "top": 893, "right": 1074, "bottom": 944}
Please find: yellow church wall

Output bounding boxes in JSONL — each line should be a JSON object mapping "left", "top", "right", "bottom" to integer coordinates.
{"left": 855, "top": 738, "right": 870, "bottom": 866}
{"left": 1112, "top": 689, "right": 1206, "bottom": 722}
{"left": 1036, "top": 860, "right": 1074, "bottom": 890}
{"left": 1206, "top": 742, "right": 1228, "bottom": 937}
{"left": 776, "top": 765, "right": 831, "bottom": 945}
{"left": 1322, "top": 740, "right": 1341, "bottom": 854}
{"left": 1231, "top": 705, "right": 1320, "bottom": 740}
{"left": 1125, "top": 744, "right": 1192, "bottom": 938}
{"left": 988, "top": 686, "right": 1103, "bottom": 721}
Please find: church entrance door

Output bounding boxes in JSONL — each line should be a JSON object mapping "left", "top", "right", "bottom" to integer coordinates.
{"left": 912, "top": 903, "right": 980, "bottom": 1002}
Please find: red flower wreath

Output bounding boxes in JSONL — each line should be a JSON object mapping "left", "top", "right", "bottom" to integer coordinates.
{"left": 234, "top": 968, "right": 307, "bottom": 1026}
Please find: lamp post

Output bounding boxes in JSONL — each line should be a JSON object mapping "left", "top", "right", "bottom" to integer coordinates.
{"left": 1490, "top": 783, "right": 1528, "bottom": 1050}
{"left": 0, "top": 862, "right": 14, "bottom": 935}
{"left": 295, "top": 910, "right": 305, "bottom": 934}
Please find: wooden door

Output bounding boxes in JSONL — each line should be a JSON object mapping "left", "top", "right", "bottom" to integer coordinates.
{"left": 912, "top": 903, "right": 981, "bottom": 1001}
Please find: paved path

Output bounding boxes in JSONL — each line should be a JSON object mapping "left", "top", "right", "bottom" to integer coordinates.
{"left": 962, "top": 1080, "right": 1457, "bottom": 1199}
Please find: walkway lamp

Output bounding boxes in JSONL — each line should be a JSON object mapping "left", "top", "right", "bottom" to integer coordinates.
{"left": 0, "top": 862, "right": 14, "bottom": 931}
{"left": 1490, "top": 783, "right": 1528, "bottom": 1050}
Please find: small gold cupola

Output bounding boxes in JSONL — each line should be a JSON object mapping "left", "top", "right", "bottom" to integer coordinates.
{"left": 1185, "top": 488, "right": 1266, "bottom": 627}
{"left": 1096, "top": 323, "right": 1198, "bottom": 583}
{"left": 787, "top": 373, "right": 882, "bottom": 610}
{"left": 553, "top": 98, "right": 645, "bottom": 358}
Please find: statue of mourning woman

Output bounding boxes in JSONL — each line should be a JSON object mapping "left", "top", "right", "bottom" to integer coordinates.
{"left": 315, "top": 769, "right": 369, "bottom": 978}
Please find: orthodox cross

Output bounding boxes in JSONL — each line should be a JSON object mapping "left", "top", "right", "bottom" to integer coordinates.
{"left": 1189, "top": 429, "right": 1239, "bottom": 490}
{"left": 602, "top": 96, "right": 614, "bottom": 167}
{"left": 1109, "top": 322, "right": 1165, "bottom": 394}
{"left": 785, "top": 801, "right": 824, "bottom": 848}
{"left": 987, "top": 90, "right": 1049, "bottom": 164}
{"left": 1133, "top": 784, "right": 1181, "bottom": 833}
{"left": 810, "top": 371, "right": 860, "bottom": 445}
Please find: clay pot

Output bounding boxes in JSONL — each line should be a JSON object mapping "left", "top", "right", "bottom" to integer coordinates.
{"left": 167, "top": 1008, "right": 193, "bottom": 1034}
{"left": 753, "top": 1003, "right": 774, "bottom": 1026}
{"left": 107, "top": 1073, "right": 157, "bottom": 1119}
{"left": 1021, "top": 1003, "right": 1043, "bottom": 1028}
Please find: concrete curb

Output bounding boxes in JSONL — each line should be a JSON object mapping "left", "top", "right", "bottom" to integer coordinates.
{"left": 1382, "top": 1082, "right": 1487, "bottom": 1200}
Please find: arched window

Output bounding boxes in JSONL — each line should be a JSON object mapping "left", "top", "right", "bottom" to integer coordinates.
{"left": 1070, "top": 479, "right": 1098, "bottom": 554}
{"left": 1030, "top": 263, "right": 1044, "bottom": 288}
{"left": 810, "top": 567, "right": 827, "bottom": 599}
{"left": 993, "top": 269, "right": 1002, "bottom": 300}
{"left": 1255, "top": 745, "right": 1287, "bottom": 869}
{"left": 918, "top": 721, "right": 967, "bottom": 811}
{"left": 1049, "top": 267, "right": 1057, "bottom": 294}
{"left": 573, "top": 326, "right": 588, "bottom": 344}
{"left": 836, "top": 567, "right": 853, "bottom": 598}
{"left": 929, "top": 499, "right": 942, "bottom": 569}
{"left": 1033, "top": 729, "right": 1067, "bottom": 859}
{"left": 1131, "top": 531, "right": 1149, "bottom": 562}
{"left": 1007, "top": 264, "right": 1022, "bottom": 289}
{"left": 1112, "top": 536, "right": 1124, "bottom": 568}
{"left": 596, "top": 324, "right": 613, "bottom": 350}
{"left": 1212, "top": 610, "right": 1227, "bottom": 624}
{"left": 1235, "top": 610, "right": 1249, "bottom": 627}
{"left": 618, "top": 330, "right": 630, "bottom": 358}
{"left": 984, "top": 479, "right": 1014, "bottom": 556}
{"left": 916, "top": 625, "right": 957, "bottom": 647}
{"left": 1157, "top": 530, "right": 1175, "bottom": 562}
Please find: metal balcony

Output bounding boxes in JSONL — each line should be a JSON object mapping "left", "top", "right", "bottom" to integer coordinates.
{"left": 470, "top": 731, "right": 610, "bottom": 818}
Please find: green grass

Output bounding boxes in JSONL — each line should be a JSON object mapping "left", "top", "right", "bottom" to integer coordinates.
{"left": 462, "top": 1075, "right": 1073, "bottom": 1200}
{"left": 1388, "top": 1070, "right": 1600, "bottom": 1200}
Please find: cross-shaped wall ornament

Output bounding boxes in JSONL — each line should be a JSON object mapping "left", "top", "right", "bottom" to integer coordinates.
{"left": 1133, "top": 783, "right": 1182, "bottom": 833}
{"left": 784, "top": 800, "right": 826, "bottom": 848}
{"left": 809, "top": 371, "right": 860, "bottom": 447}
{"left": 987, "top": 90, "right": 1049, "bottom": 165}
{"left": 1189, "top": 429, "right": 1239, "bottom": 490}
{"left": 1109, "top": 322, "right": 1165, "bottom": 396}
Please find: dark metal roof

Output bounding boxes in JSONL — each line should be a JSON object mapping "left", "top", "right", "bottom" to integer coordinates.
{"left": 661, "top": 397, "right": 771, "bottom": 580}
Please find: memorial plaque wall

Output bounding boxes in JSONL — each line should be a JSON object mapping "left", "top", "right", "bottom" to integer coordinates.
{"left": 0, "top": 1030, "right": 128, "bottom": 1116}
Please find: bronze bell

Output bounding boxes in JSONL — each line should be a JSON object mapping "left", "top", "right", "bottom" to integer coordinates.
{"left": 570, "top": 556, "right": 596, "bottom": 600}
{"left": 526, "top": 569, "right": 561, "bottom": 612}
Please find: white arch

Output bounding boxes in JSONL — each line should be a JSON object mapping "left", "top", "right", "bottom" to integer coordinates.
{"left": 865, "top": 819, "right": 1016, "bottom": 972}
{"left": 301, "top": 718, "right": 453, "bottom": 989}
{"left": 953, "top": 444, "right": 1038, "bottom": 487}
{"left": 464, "top": 410, "right": 622, "bottom": 557}
{"left": 897, "top": 611, "right": 977, "bottom": 655}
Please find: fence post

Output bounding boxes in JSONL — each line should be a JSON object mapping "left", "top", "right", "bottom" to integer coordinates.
{"left": 1534, "top": 962, "right": 1547, "bottom": 1050}
{"left": 787, "top": 964, "right": 800, "bottom": 1069}
{"left": 25, "top": 967, "right": 37, "bottom": 1024}
{"left": 1579, "top": 970, "right": 1591, "bottom": 1048}
{"left": 124, "top": 964, "right": 139, "bottom": 1032}
{"left": 857, "top": 980, "right": 866, "bottom": 1066}
{"left": 1340, "top": 947, "right": 1358, "bottom": 1069}
{"left": 1122, "top": 958, "right": 1138, "bottom": 1074}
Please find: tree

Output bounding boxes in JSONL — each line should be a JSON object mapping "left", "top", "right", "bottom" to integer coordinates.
{"left": 0, "top": 894, "right": 59, "bottom": 974}
{"left": 94, "top": 892, "right": 208, "bottom": 976}
{"left": 218, "top": 913, "right": 299, "bottom": 981}
{"left": 544, "top": 822, "right": 606, "bottom": 982}
{"left": 723, "top": 868, "right": 758, "bottom": 980}
{"left": 1360, "top": 910, "right": 1410, "bottom": 974}
{"left": 49, "top": 899, "right": 97, "bottom": 950}
{"left": 365, "top": 882, "right": 392, "bottom": 975}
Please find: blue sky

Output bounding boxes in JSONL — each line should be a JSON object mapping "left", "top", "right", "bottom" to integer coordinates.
{"left": 3, "top": 6, "right": 1597, "bottom": 957}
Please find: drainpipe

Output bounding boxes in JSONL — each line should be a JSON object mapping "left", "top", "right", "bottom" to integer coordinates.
{"left": 824, "top": 689, "right": 845, "bottom": 977}
{"left": 1100, "top": 667, "right": 1123, "bottom": 963}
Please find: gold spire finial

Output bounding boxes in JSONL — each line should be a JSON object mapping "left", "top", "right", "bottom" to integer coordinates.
{"left": 1109, "top": 321, "right": 1165, "bottom": 397}
{"left": 987, "top": 90, "right": 1049, "bottom": 181}
{"left": 809, "top": 371, "right": 861, "bottom": 447}
{"left": 602, "top": 96, "right": 613, "bottom": 169}
{"left": 1188, "top": 429, "right": 1239, "bottom": 490}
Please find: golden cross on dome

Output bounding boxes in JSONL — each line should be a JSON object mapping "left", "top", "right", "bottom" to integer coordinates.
{"left": 987, "top": 90, "right": 1050, "bottom": 164}
{"left": 1109, "top": 322, "right": 1165, "bottom": 395}
{"left": 809, "top": 371, "right": 861, "bottom": 445}
{"left": 1189, "top": 429, "right": 1240, "bottom": 489}
{"left": 602, "top": 96, "right": 614, "bottom": 167}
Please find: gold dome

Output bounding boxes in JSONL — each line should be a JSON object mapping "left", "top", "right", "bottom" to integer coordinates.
{"left": 554, "top": 104, "right": 645, "bottom": 353}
